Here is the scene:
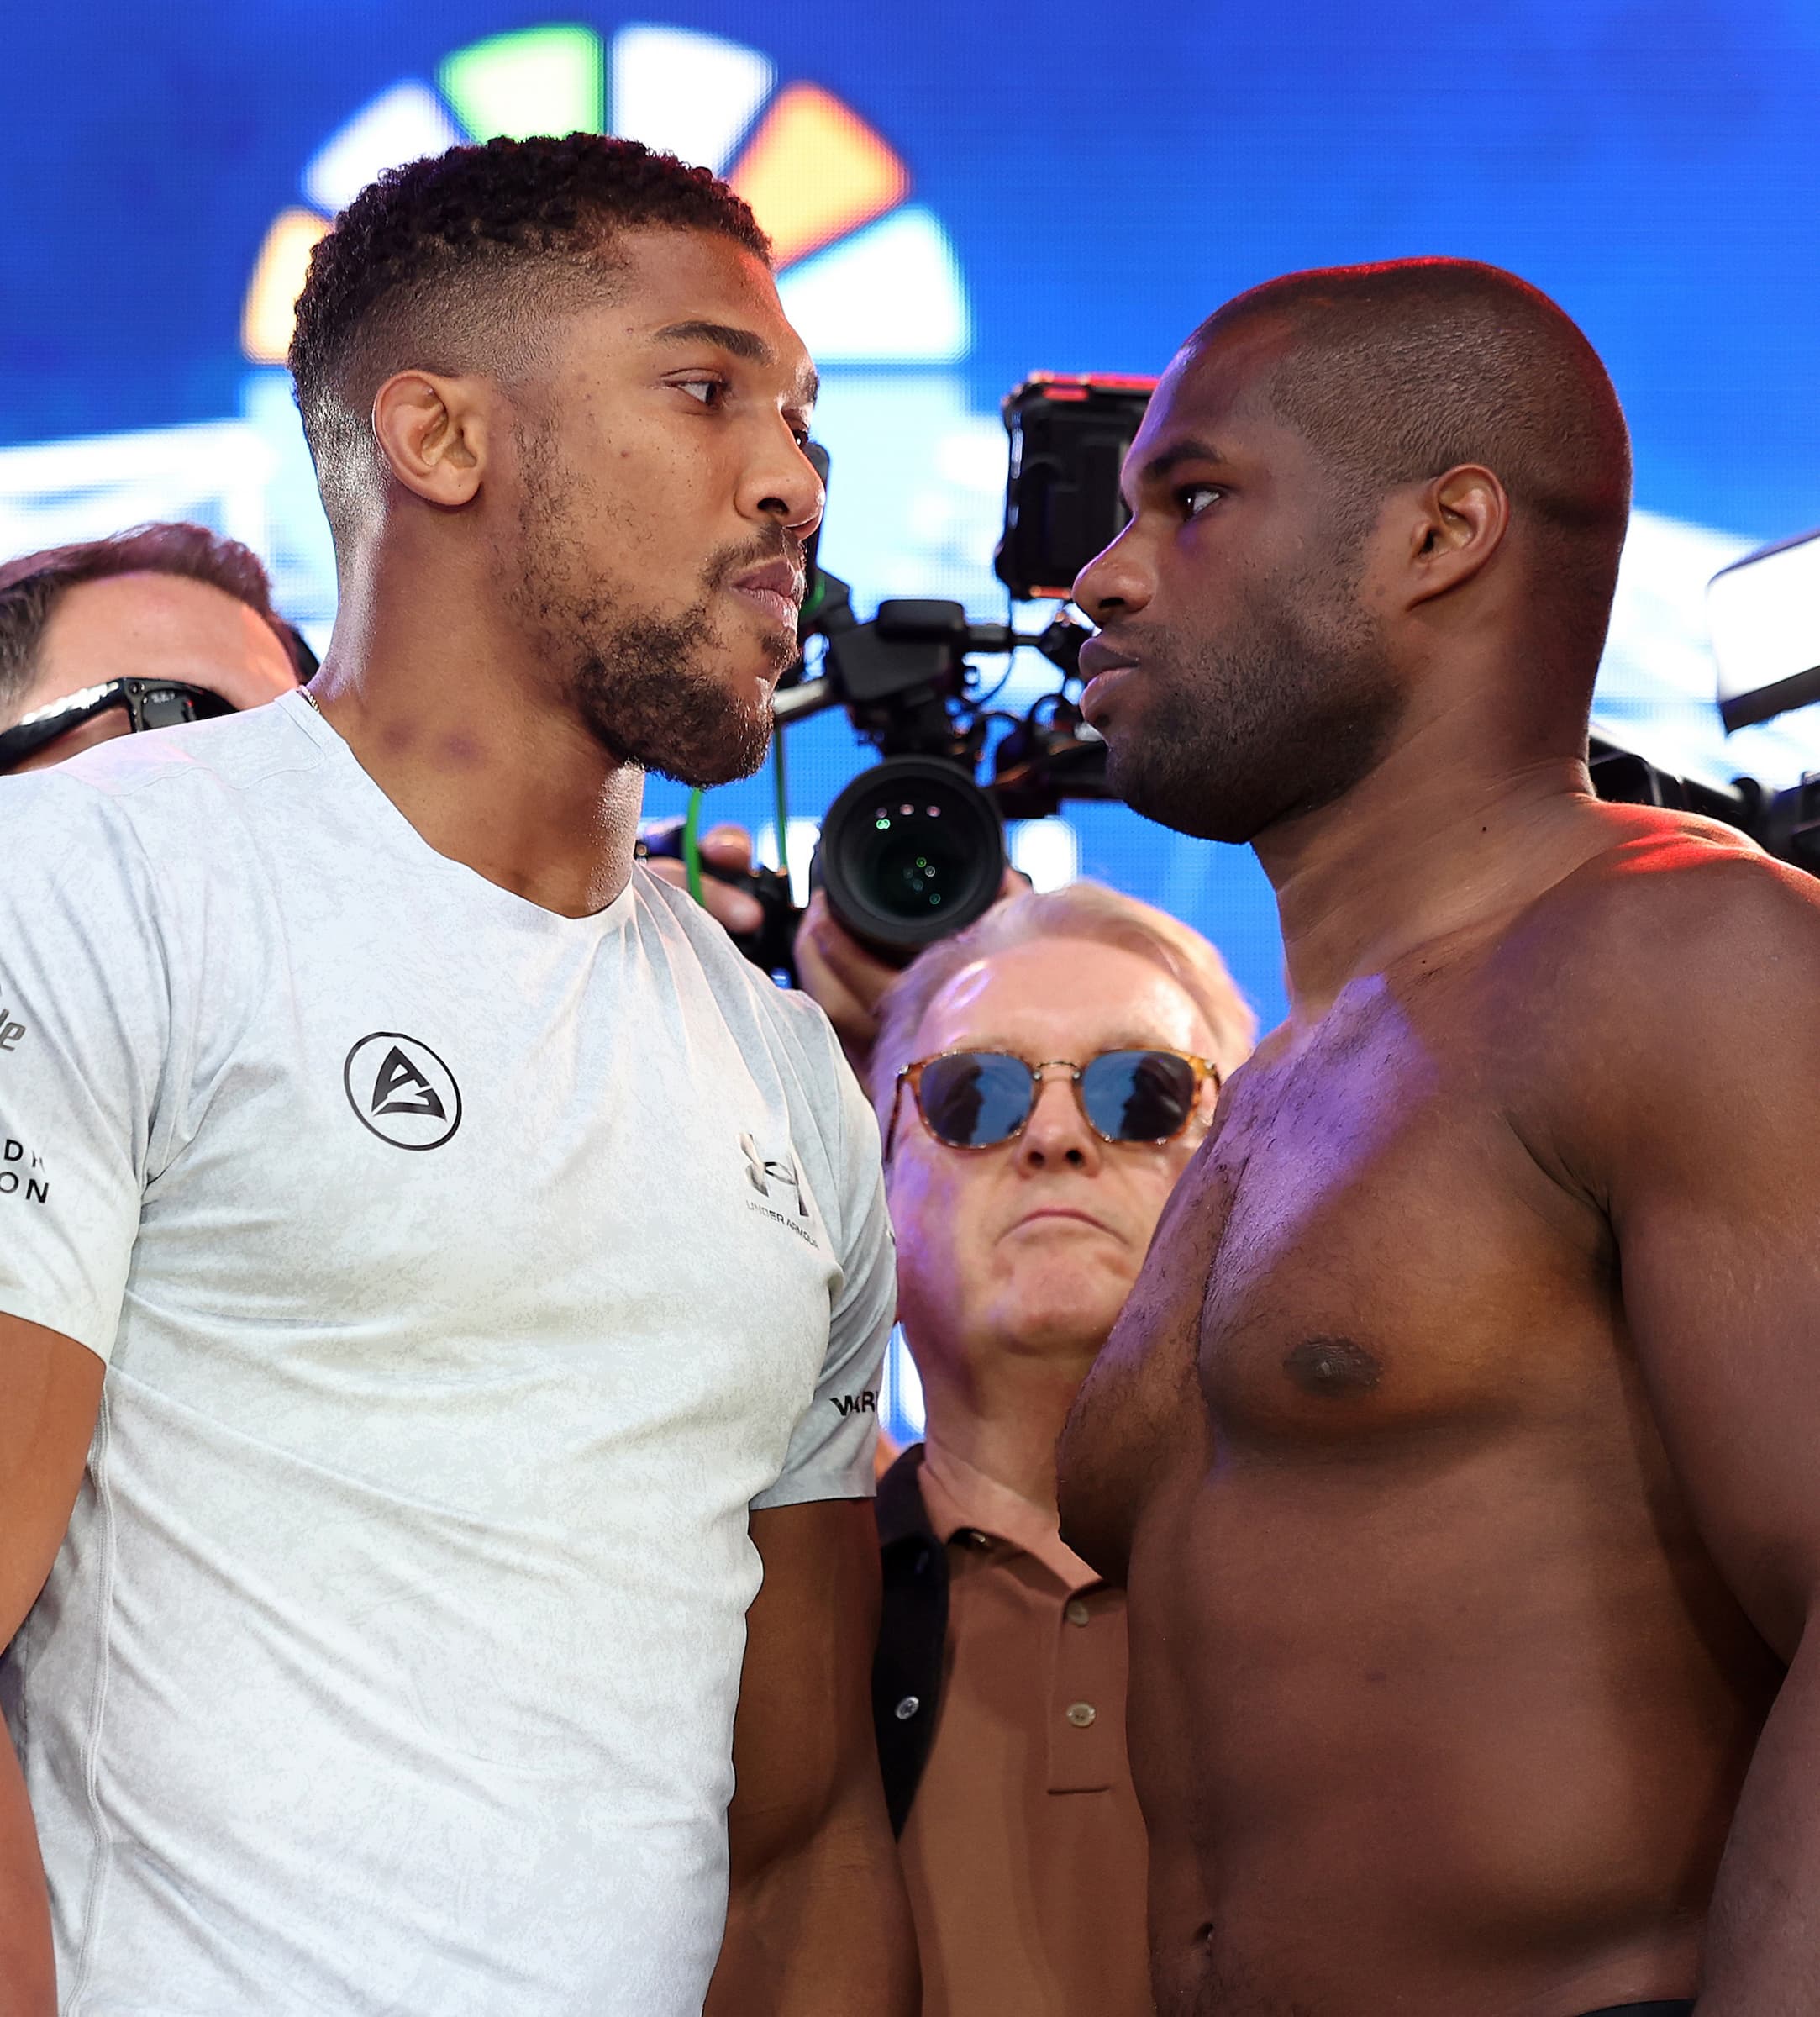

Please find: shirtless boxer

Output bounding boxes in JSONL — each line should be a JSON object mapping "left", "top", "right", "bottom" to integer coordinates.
{"left": 1055, "top": 257, "right": 1820, "bottom": 2016}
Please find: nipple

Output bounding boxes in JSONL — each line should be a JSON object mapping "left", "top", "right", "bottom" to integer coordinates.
{"left": 1283, "top": 1335, "right": 1382, "bottom": 1398}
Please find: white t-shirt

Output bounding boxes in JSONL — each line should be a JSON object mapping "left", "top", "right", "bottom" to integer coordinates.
{"left": 0, "top": 692, "right": 895, "bottom": 2017}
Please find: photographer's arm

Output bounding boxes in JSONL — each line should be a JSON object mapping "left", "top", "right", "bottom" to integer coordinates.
{"left": 706, "top": 1498, "right": 917, "bottom": 2017}
{"left": 0, "top": 1313, "right": 104, "bottom": 2017}
{"left": 643, "top": 824, "right": 769, "bottom": 938}
{"left": 644, "top": 822, "right": 897, "bottom": 1071}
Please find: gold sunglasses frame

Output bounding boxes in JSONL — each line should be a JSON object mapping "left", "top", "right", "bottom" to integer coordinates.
{"left": 885, "top": 1047, "right": 1222, "bottom": 1160}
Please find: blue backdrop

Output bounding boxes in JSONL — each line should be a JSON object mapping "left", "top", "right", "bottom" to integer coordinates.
{"left": 8, "top": 0, "right": 1820, "bottom": 1041}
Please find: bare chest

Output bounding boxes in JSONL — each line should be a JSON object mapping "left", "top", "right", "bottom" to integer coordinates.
{"left": 1060, "top": 981, "right": 1607, "bottom": 1555}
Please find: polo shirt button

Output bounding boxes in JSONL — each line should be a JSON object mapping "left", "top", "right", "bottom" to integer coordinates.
{"left": 894, "top": 1695, "right": 921, "bottom": 1721}
{"left": 1065, "top": 1700, "right": 1097, "bottom": 1729}
{"left": 1065, "top": 1598, "right": 1091, "bottom": 1626}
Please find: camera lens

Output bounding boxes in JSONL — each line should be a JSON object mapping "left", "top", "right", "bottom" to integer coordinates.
{"left": 815, "top": 756, "right": 1006, "bottom": 962}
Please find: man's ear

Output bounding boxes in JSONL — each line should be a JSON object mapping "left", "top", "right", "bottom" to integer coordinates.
{"left": 1402, "top": 463, "right": 1510, "bottom": 609}
{"left": 370, "top": 370, "right": 488, "bottom": 508}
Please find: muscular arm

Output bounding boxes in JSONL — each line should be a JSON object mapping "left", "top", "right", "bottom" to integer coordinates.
{"left": 706, "top": 1498, "right": 917, "bottom": 2017}
{"left": 1588, "top": 850, "right": 1820, "bottom": 2011}
{"left": 0, "top": 1314, "right": 105, "bottom": 2017}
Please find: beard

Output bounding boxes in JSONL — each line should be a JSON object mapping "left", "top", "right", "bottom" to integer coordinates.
{"left": 566, "top": 592, "right": 783, "bottom": 788}
{"left": 1102, "top": 558, "right": 1402, "bottom": 846}
{"left": 508, "top": 432, "right": 798, "bottom": 789}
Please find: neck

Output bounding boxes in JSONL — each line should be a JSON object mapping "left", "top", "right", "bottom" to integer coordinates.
{"left": 308, "top": 546, "right": 644, "bottom": 919}
{"left": 916, "top": 1339, "right": 1097, "bottom": 1512}
{"left": 1256, "top": 695, "right": 1603, "bottom": 1019}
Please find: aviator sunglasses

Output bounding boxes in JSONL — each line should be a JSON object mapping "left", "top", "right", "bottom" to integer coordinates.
{"left": 886, "top": 1047, "right": 1222, "bottom": 1159}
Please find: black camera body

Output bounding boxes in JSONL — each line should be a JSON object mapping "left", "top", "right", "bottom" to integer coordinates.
{"left": 1587, "top": 735, "right": 1820, "bottom": 873}
{"left": 782, "top": 579, "right": 1111, "bottom": 965}
{"left": 994, "top": 374, "right": 1157, "bottom": 602}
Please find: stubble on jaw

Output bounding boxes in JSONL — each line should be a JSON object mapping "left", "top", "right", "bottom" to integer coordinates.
{"left": 504, "top": 424, "right": 786, "bottom": 789}
{"left": 1105, "top": 543, "right": 1402, "bottom": 848}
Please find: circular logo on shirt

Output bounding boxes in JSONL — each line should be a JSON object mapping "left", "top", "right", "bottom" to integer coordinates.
{"left": 343, "top": 1032, "right": 462, "bottom": 1151}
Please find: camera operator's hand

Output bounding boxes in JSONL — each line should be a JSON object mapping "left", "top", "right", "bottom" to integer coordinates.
{"left": 793, "top": 893, "right": 901, "bottom": 1072}
{"left": 796, "top": 866, "right": 1032, "bottom": 1079}
{"left": 645, "top": 819, "right": 894, "bottom": 1069}
{"left": 644, "top": 824, "right": 766, "bottom": 937}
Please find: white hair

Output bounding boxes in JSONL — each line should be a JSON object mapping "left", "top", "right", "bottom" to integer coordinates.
{"left": 867, "top": 878, "right": 1258, "bottom": 1117}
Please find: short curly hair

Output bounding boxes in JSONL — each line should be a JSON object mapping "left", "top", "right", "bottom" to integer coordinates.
{"left": 289, "top": 133, "right": 771, "bottom": 539}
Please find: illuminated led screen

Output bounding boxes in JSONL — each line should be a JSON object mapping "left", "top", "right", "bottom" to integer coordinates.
{"left": 10, "top": 5, "right": 1820, "bottom": 1023}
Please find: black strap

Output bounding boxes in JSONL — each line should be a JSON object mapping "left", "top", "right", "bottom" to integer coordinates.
{"left": 871, "top": 1445, "right": 948, "bottom": 1835}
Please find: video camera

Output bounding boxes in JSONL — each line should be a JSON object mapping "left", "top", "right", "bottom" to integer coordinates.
{"left": 644, "top": 377, "right": 1156, "bottom": 976}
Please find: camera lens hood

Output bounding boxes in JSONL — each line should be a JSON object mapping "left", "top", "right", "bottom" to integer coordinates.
{"left": 816, "top": 756, "right": 1006, "bottom": 963}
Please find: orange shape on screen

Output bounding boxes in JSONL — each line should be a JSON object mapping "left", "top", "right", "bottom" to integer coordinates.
{"left": 727, "top": 84, "right": 909, "bottom": 269}
{"left": 242, "top": 208, "right": 332, "bottom": 364}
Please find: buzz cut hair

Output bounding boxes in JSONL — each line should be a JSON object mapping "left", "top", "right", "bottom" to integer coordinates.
{"left": 288, "top": 132, "right": 771, "bottom": 541}
{"left": 1196, "top": 257, "right": 1633, "bottom": 684}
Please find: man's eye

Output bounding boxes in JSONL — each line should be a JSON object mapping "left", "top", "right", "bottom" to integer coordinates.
{"left": 1179, "top": 485, "right": 1223, "bottom": 519}
{"left": 676, "top": 377, "right": 725, "bottom": 407}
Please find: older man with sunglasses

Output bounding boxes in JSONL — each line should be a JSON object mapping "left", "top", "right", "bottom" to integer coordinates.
{"left": 862, "top": 881, "right": 1255, "bottom": 2017}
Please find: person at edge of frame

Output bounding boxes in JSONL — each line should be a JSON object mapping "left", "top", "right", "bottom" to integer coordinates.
{"left": 1056, "top": 255, "right": 1820, "bottom": 2017}
{"left": 0, "top": 523, "right": 303, "bottom": 773}
{"left": 0, "top": 134, "right": 913, "bottom": 2017}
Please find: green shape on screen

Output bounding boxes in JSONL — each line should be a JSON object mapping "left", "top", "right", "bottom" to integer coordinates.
{"left": 439, "top": 25, "right": 605, "bottom": 142}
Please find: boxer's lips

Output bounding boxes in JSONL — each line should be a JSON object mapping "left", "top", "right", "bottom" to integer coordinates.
{"left": 1078, "top": 638, "right": 1140, "bottom": 724}
{"left": 730, "top": 560, "right": 804, "bottom": 633}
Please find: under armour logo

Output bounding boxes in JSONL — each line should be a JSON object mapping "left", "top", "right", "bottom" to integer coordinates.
{"left": 740, "top": 1131, "right": 807, "bottom": 1217}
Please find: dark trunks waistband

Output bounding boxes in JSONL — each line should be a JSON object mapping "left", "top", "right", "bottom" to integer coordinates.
{"left": 1576, "top": 2003, "right": 1696, "bottom": 2016}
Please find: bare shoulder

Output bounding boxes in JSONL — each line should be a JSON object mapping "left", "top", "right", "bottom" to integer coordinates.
{"left": 1514, "top": 803, "right": 1820, "bottom": 1008}
{"left": 1492, "top": 803, "right": 1820, "bottom": 1188}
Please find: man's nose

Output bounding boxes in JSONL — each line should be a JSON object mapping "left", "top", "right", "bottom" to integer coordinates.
{"left": 1072, "top": 522, "right": 1153, "bottom": 626}
{"left": 1015, "top": 1072, "right": 1104, "bottom": 1175}
{"left": 743, "top": 428, "right": 824, "bottom": 538}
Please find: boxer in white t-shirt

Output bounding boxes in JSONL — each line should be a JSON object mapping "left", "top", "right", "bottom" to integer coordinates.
{"left": 0, "top": 134, "right": 913, "bottom": 2017}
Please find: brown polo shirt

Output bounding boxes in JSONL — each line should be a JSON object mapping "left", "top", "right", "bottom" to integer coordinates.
{"left": 896, "top": 1444, "right": 1151, "bottom": 2017}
